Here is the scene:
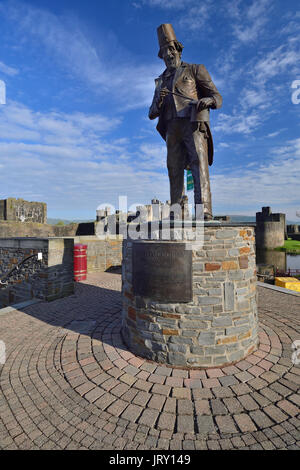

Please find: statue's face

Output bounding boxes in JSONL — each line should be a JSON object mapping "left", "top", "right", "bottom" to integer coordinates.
{"left": 161, "top": 41, "right": 181, "bottom": 70}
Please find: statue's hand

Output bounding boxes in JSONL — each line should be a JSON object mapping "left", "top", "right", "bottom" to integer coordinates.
{"left": 196, "top": 97, "right": 215, "bottom": 111}
{"left": 158, "top": 87, "right": 169, "bottom": 107}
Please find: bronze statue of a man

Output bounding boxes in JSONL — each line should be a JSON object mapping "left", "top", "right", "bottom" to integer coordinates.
{"left": 149, "top": 24, "right": 222, "bottom": 220}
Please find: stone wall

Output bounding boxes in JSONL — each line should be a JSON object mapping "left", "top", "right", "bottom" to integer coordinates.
{"left": 0, "top": 220, "right": 79, "bottom": 238}
{"left": 74, "top": 236, "right": 123, "bottom": 272}
{"left": 0, "top": 238, "right": 74, "bottom": 308}
{"left": 122, "top": 225, "right": 259, "bottom": 368}
{"left": 0, "top": 198, "right": 47, "bottom": 223}
{"left": 0, "top": 219, "right": 123, "bottom": 275}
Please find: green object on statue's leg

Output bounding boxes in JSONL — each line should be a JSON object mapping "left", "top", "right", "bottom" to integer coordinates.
{"left": 186, "top": 169, "right": 194, "bottom": 191}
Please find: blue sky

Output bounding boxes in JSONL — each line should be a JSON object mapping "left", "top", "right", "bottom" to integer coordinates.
{"left": 0, "top": 0, "right": 299, "bottom": 220}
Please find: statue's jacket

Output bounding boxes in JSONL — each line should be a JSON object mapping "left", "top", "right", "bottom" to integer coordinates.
{"left": 149, "top": 62, "right": 222, "bottom": 166}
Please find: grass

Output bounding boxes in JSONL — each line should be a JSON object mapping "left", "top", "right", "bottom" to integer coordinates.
{"left": 275, "top": 238, "right": 300, "bottom": 254}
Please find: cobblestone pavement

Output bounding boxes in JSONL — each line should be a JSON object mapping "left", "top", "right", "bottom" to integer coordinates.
{"left": 0, "top": 273, "right": 299, "bottom": 450}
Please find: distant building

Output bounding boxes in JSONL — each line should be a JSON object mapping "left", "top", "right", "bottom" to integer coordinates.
{"left": 256, "top": 206, "right": 286, "bottom": 249}
{"left": 0, "top": 198, "right": 47, "bottom": 224}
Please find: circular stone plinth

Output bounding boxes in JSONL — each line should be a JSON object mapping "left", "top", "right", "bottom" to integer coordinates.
{"left": 121, "top": 224, "right": 259, "bottom": 368}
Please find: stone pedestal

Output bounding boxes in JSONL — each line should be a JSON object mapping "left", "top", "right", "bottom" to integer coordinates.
{"left": 121, "top": 223, "right": 259, "bottom": 368}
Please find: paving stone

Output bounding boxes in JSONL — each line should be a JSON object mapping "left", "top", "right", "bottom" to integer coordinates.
{"left": 148, "top": 374, "right": 166, "bottom": 385}
{"left": 163, "top": 397, "right": 177, "bottom": 414}
{"left": 207, "top": 440, "right": 221, "bottom": 450}
{"left": 249, "top": 410, "right": 274, "bottom": 429}
{"left": 206, "top": 368, "right": 224, "bottom": 378}
{"left": 263, "top": 405, "right": 288, "bottom": 423}
{"left": 165, "top": 376, "right": 184, "bottom": 388}
{"left": 182, "top": 440, "right": 195, "bottom": 450}
{"left": 169, "top": 439, "right": 182, "bottom": 450}
{"left": 241, "top": 433, "right": 257, "bottom": 446}
{"left": 260, "top": 387, "right": 282, "bottom": 402}
{"left": 177, "top": 399, "right": 193, "bottom": 416}
{"left": 94, "top": 393, "right": 116, "bottom": 410}
{"left": 177, "top": 415, "right": 194, "bottom": 433}
{"left": 119, "top": 373, "right": 137, "bottom": 386}
{"left": 247, "top": 377, "right": 268, "bottom": 390}
{"left": 233, "top": 413, "right": 257, "bottom": 432}
{"left": 281, "top": 433, "right": 296, "bottom": 445}
{"left": 271, "top": 436, "right": 286, "bottom": 449}
{"left": 288, "top": 394, "right": 300, "bottom": 407}
{"left": 211, "top": 386, "right": 234, "bottom": 398}
{"left": 197, "top": 416, "right": 216, "bottom": 434}
{"left": 235, "top": 371, "right": 254, "bottom": 382}
{"left": 236, "top": 360, "right": 252, "bottom": 371}
{"left": 138, "top": 409, "right": 159, "bottom": 427}
{"left": 260, "top": 371, "right": 280, "bottom": 383}
{"left": 1, "top": 273, "right": 300, "bottom": 451}
{"left": 120, "top": 404, "right": 143, "bottom": 423}
{"left": 193, "top": 388, "right": 214, "bottom": 399}
{"left": 250, "top": 391, "right": 271, "bottom": 407}
{"left": 172, "top": 388, "right": 191, "bottom": 399}
{"left": 215, "top": 415, "right": 238, "bottom": 434}
{"left": 211, "top": 399, "right": 227, "bottom": 415}
{"left": 157, "top": 413, "right": 176, "bottom": 432}
{"left": 223, "top": 397, "right": 244, "bottom": 414}
{"left": 155, "top": 366, "right": 172, "bottom": 377}
{"left": 230, "top": 383, "right": 252, "bottom": 395}
{"left": 195, "top": 439, "right": 208, "bottom": 450}
{"left": 147, "top": 394, "right": 166, "bottom": 411}
{"left": 172, "top": 369, "right": 189, "bottom": 378}
{"left": 277, "top": 400, "right": 300, "bottom": 417}
{"left": 84, "top": 387, "right": 105, "bottom": 403}
{"left": 132, "top": 391, "right": 151, "bottom": 407}
{"left": 231, "top": 436, "right": 244, "bottom": 448}
{"left": 269, "top": 382, "right": 293, "bottom": 397}
{"left": 202, "top": 378, "right": 220, "bottom": 388}
{"left": 220, "top": 438, "right": 234, "bottom": 450}
{"left": 194, "top": 400, "right": 210, "bottom": 416}
{"left": 218, "top": 375, "right": 239, "bottom": 387}
{"left": 134, "top": 379, "right": 152, "bottom": 392}
{"left": 238, "top": 394, "right": 259, "bottom": 411}
{"left": 272, "top": 424, "right": 287, "bottom": 436}
{"left": 183, "top": 378, "right": 202, "bottom": 389}
{"left": 151, "top": 383, "right": 171, "bottom": 396}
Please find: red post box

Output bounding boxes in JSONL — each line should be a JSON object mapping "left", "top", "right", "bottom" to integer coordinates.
{"left": 74, "top": 244, "right": 87, "bottom": 281}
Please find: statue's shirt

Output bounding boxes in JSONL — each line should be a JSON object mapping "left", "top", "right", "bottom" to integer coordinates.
{"left": 161, "top": 64, "right": 192, "bottom": 121}
{"left": 161, "top": 68, "right": 177, "bottom": 121}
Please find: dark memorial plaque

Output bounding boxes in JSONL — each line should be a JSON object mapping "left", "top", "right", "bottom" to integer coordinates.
{"left": 132, "top": 242, "right": 192, "bottom": 302}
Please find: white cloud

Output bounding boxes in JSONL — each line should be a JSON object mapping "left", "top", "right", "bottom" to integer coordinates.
{"left": 140, "top": 0, "right": 195, "bottom": 9}
{"left": 140, "top": 0, "right": 214, "bottom": 32}
{"left": 214, "top": 110, "right": 263, "bottom": 135}
{"left": 0, "top": 61, "right": 19, "bottom": 76}
{"left": 0, "top": 100, "right": 169, "bottom": 217}
{"left": 211, "top": 151, "right": 300, "bottom": 220}
{"left": 228, "top": 0, "right": 273, "bottom": 43}
{"left": 0, "top": 0, "right": 162, "bottom": 111}
{"left": 255, "top": 45, "right": 300, "bottom": 83}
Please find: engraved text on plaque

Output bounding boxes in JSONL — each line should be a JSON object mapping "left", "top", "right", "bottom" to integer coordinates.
{"left": 132, "top": 242, "right": 192, "bottom": 302}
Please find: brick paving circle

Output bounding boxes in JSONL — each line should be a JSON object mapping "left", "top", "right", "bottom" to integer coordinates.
{"left": 0, "top": 272, "right": 299, "bottom": 450}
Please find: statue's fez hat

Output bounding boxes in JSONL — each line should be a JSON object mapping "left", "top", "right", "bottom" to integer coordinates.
{"left": 157, "top": 23, "right": 183, "bottom": 59}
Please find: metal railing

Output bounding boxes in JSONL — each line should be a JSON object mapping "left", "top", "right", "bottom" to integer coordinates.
{"left": 275, "top": 268, "right": 300, "bottom": 277}
{"left": 0, "top": 253, "right": 42, "bottom": 288}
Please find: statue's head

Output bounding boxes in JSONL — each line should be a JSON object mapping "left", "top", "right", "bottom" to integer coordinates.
{"left": 157, "top": 24, "right": 183, "bottom": 69}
